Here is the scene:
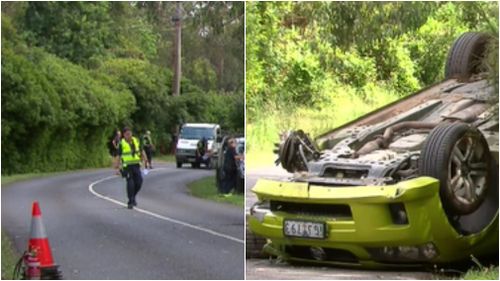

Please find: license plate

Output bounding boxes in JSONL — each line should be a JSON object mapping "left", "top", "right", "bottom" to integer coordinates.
{"left": 284, "top": 220, "right": 325, "bottom": 239}
{"left": 187, "top": 158, "right": 196, "bottom": 162}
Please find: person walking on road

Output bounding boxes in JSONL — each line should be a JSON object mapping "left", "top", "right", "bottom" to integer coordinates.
{"left": 142, "top": 130, "right": 155, "bottom": 169}
{"left": 110, "top": 129, "right": 122, "bottom": 174}
{"left": 221, "top": 138, "right": 243, "bottom": 196}
{"left": 118, "top": 127, "right": 147, "bottom": 209}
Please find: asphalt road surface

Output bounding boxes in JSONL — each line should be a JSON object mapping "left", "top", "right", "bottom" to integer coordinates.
{"left": 245, "top": 165, "right": 434, "bottom": 280}
{"left": 2, "top": 163, "right": 244, "bottom": 279}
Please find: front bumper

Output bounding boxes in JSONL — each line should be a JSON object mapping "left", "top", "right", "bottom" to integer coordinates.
{"left": 248, "top": 177, "right": 498, "bottom": 267}
{"left": 176, "top": 149, "right": 197, "bottom": 163}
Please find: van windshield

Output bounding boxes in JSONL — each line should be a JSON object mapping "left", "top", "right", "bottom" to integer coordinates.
{"left": 180, "top": 127, "right": 214, "bottom": 140}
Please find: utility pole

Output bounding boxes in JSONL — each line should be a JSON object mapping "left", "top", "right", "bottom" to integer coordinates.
{"left": 172, "top": 2, "right": 182, "bottom": 96}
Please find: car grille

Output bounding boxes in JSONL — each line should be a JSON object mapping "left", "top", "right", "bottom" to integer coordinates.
{"left": 270, "top": 201, "right": 352, "bottom": 219}
{"left": 176, "top": 149, "right": 195, "bottom": 156}
{"left": 285, "top": 245, "right": 359, "bottom": 263}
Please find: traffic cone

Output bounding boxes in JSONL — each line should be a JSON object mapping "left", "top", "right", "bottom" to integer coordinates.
{"left": 26, "top": 201, "right": 62, "bottom": 279}
{"left": 28, "top": 201, "right": 55, "bottom": 268}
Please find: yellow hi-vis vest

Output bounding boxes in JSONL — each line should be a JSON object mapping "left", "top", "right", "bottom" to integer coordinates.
{"left": 120, "top": 137, "right": 141, "bottom": 168}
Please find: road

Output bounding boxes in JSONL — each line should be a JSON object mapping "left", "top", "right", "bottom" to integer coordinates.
{"left": 2, "top": 163, "right": 244, "bottom": 279}
{"left": 245, "top": 165, "right": 434, "bottom": 280}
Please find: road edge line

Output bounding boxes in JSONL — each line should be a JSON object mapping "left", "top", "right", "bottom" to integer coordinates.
{"left": 88, "top": 172, "right": 244, "bottom": 244}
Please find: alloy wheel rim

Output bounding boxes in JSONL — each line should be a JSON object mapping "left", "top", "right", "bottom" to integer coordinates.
{"left": 448, "top": 133, "right": 488, "bottom": 205}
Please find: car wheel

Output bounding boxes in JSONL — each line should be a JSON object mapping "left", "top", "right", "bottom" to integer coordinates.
{"left": 419, "top": 122, "right": 491, "bottom": 216}
{"left": 246, "top": 227, "right": 268, "bottom": 259}
{"left": 445, "top": 32, "right": 491, "bottom": 79}
{"left": 277, "top": 130, "right": 318, "bottom": 173}
{"left": 176, "top": 162, "right": 182, "bottom": 168}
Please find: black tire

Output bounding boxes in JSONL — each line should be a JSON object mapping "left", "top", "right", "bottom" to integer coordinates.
{"left": 445, "top": 32, "right": 490, "bottom": 79}
{"left": 246, "top": 227, "right": 268, "bottom": 259}
{"left": 176, "top": 162, "right": 182, "bottom": 168}
{"left": 419, "top": 122, "right": 491, "bottom": 216}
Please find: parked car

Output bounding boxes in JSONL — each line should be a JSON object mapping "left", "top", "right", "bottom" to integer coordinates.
{"left": 248, "top": 32, "right": 498, "bottom": 267}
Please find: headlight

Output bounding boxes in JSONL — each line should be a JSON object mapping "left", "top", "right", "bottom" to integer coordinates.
{"left": 250, "top": 201, "right": 271, "bottom": 223}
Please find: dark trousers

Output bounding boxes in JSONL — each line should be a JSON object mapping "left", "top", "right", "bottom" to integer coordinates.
{"left": 125, "top": 164, "right": 143, "bottom": 204}
{"left": 222, "top": 169, "right": 237, "bottom": 194}
{"left": 144, "top": 146, "right": 153, "bottom": 165}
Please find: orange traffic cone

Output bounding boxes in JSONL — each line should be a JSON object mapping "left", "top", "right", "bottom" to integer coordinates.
{"left": 28, "top": 201, "right": 56, "bottom": 268}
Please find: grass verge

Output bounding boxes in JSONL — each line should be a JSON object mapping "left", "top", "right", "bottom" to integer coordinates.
{"left": 1, "top": 231, "right": 21, "bottom": 280}
{"left": 187, "top": 176, "right": 244, "bottom": 207}
{"left": 462, "top": 266, "right": 499, "bottom": 280}
{"left": 155, "top": 154, "right": 176, "bottom": 163}
{"left": 1, "top": 171, "right": 71, "bottom": 186}
{"left": 247, "top": 84, "right": 398, "bottom": 167}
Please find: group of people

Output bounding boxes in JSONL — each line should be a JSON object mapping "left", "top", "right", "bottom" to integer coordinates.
{"left": 108, "top": 127, "right": 242, "bottom": 207}
{"left": 109, "top": 127, "right": 155, "bottom": 209}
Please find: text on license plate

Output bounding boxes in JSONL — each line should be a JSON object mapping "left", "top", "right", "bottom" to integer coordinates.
{"left": 284, "top": 220, "right": 325, "bottom": 239}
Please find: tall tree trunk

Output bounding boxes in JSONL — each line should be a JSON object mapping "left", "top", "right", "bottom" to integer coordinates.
{"left": 172, "top": 2, "right": 182, "bottom": 96}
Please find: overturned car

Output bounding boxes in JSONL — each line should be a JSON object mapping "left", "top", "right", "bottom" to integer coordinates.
{"left": 248, "top": 32, "right": 499, "bottom": 267}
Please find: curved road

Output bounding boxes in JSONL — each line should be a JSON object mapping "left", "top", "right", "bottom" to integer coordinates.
{"left": 2, "top": 163, "right": 244, "bottom": 279}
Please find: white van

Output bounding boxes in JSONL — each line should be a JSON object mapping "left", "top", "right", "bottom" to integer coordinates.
{"left": 175, "top": 123, "right": 221, "bottom": 168}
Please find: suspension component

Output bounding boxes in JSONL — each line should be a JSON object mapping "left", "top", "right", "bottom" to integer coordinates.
{"left": 274, "top": 130, "right": 320, "bottom": 173}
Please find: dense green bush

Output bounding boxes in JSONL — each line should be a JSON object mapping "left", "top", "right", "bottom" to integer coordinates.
{"left": 1, "top": 2, "right": 244, "bottom": 174}
{"left": 246, "top": 1, "right": 498, "bottom": 157}
{"left": 1, "top": 45, "right": 134, "bottom": 174}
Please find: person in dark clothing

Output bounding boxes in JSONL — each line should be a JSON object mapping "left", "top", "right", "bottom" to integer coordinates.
{"left": 196, "top": 137, "right": 207, "bottom": 156}
{"left": 117, "top": 127, "right": 147, "bottom": 209}
{"left": 196, "top": 137, "right": 209, "bottom": 165}
{"left": 221, "top": 138, "right": 243, "bottom": 195}
{"left": 111, "top": 129, "right": 121, "bottom": 174}
{"left": 142, "top": 130, "right": 154, "bottom": 169}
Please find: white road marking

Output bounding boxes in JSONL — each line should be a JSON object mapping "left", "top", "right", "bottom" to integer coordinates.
{"left": 88, "top": 169, "right": 244, "bottom": 244}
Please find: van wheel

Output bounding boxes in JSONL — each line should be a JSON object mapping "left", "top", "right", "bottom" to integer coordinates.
{"left": 176, "top": 162, "right": 182, "bottom": 168}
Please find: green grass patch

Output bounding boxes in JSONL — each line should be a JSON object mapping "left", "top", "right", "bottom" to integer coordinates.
{"left": 155, "top": 154, "right": 176, "bottom": 163}
{"left": 462, "top": 266, "right": 499, "bottom": 280}
{"left": 187, "top": 176, "right": 243, "bottom": 207}
{"left": 247, "top": 83, "right": 399, "bottom": 167}
{"left": 247, "top": 150, "right": 276, "bottom": 170}
{"left": 1, "top": 231, "right": 21, "bottom": 280}
{"left": 1, "top": 171, "right": 70, "bottom": 186}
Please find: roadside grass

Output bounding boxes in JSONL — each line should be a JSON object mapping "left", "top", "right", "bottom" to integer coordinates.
{"left": 462, "top": 266, "right": 499, "bottom": 280}
{"left": 187, "top": 176, "right": 243, "bottom": 207}
{"left": 1, "top": 231, "right": 20, "bottom": 280}
{"left": 247, "top": 86, "right": 398, "bottom": 167}
{"left": 1, "top": 171, "right": 70, "bottom": 186}
{"left": 247, "top": 150, "right": 276, "bottom": 170}
{"left": 155, "top": 154, "right": 176, "bottom": 163}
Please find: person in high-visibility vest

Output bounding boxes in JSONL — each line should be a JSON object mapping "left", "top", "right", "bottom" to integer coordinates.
{"left": 142, "top": 130, "right": 155, "bottom": 169}
{"left": 117, "top": 127, "right": 147, "bottom": 209}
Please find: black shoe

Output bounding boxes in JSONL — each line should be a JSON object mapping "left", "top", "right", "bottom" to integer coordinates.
{"left": 127, "top": 203, "right": 133, "bottom": 209}
{"left": 132, "top": 200, "right": 137, "bottom": 207}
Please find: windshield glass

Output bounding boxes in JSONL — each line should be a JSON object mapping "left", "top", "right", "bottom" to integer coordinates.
{"left": 180, "top": 127, "right": 214, "bottom": 140}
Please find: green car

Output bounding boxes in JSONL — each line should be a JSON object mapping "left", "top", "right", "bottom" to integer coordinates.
{"left": 248, "top": 32, "right": 498, "bottom": 267}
